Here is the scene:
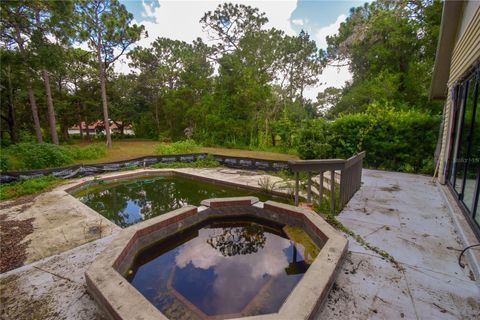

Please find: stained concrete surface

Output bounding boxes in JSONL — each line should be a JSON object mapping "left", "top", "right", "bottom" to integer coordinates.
{"left": 0, "top": 190, "right": 119, "bottom": 266}
{"left": 1, "top": 168, "right": 479, "bottom": 319}
{"left": 317, "top": 170, "right": 480, "bottom": 320}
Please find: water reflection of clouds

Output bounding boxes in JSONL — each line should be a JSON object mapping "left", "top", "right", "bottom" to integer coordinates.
{"left": 175, "top": 227, "right": 292, "bottom": 310}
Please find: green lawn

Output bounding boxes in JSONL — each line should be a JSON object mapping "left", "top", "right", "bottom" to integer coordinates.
{"left": 74, "top": 140, "right": 298, "bottom": 164}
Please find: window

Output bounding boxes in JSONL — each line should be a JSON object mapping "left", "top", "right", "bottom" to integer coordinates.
{"left": 448, "top": 66, "right": 480, "bottom": 234}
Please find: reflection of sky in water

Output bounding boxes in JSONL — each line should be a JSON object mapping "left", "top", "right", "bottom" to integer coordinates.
{"left": 129, "top": 222, "right": 311, "bottom": 318}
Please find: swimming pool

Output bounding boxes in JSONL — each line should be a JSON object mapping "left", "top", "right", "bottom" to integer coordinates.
{"left": 73, "top": 174, "right": 290, "bottom": 228}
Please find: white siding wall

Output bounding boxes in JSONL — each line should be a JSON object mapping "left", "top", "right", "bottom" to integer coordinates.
{"left": 439, "top": 3, "right": 480, "bottom": 183}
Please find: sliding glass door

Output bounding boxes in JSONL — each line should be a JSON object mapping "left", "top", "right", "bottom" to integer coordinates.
{"left": 448, "top": 66, "right": 480, "bottom": 234}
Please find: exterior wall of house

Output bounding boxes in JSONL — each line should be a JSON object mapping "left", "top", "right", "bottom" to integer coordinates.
{"left": 438, "top": 3, "right": 480, "bottom": 183}
{"left": 67, "top": 128, "right": 135, "bottom": 136}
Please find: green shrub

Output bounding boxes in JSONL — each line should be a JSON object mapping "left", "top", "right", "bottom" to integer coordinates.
{"left": 0, "top": 175, "right": 61, "bottom": 200}
{"left": 0, "top": 153, "right": 8, "bottom": 172}
{"left": 297, "top": 119, "right": 334, "bottom": 160}
{"left": 1, "top": 143, "right": 74, "bottom": 171}
{"left": 297, "top": 103, "right": 440, "bottom": 174}
{"left": 155, "top": 139, "right": 201, "bottom": 155}
{"left": 0, "top": 143, "right": 106, "bottom": 172}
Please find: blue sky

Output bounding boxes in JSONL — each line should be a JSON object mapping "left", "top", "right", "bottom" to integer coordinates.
{"left": 290, "top": 0, "right": 365, "bottom": 36}
{"left": 116, "top": 0, "right": 367, "bottom": 100}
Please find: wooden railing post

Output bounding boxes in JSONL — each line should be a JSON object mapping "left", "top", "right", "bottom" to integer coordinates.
{"left": 330, "top": 170, "right": 335, "bottom": 214}
{"left": 307, "top": 171, "right": 312, "bottom": 202}
{"left": 294, "top": 171, "right": 299, "bottom": 206}
{"left": 319, "top": 171, "right": 324, "bottom": 207}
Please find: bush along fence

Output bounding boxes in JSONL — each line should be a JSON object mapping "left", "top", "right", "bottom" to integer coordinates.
{"left": 0, "top": 153, "right": 291, "bottom": 183}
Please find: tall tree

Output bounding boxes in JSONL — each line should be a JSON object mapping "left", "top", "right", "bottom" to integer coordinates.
{"left": 281, "top": 31, "right": 323, "bottom": 101}
{"left": 77, "top": 0, "right": 145, "bottom": 148}
{"left": 0, "top": 49, "right": 22, "bottom": 143}
{"left": 30, "top": 0, "right": 75, "bottom": 144}
{"left": 200, "top": 3, "right": 268, "bottom": 56}
{"left": 128, "top": 37, "right": 213, "bottom": 138}
{"left": 321, "top": 0, "right": 442, "bottom": 116}
{"left": 1, "top": 1, "right": 43, "bottom": 143}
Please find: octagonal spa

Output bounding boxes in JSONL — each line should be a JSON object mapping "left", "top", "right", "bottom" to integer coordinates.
{"left": 86, "top": 197, "right": 348, "bottom": 320}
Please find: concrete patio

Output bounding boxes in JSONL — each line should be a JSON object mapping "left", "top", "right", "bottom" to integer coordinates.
{"left": 0, "top": 169, "right": 479, "bottom": 319}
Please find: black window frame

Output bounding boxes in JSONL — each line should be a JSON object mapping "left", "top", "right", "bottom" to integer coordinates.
{"left": 446, "top": 65, "right": 480, "bottom": 239}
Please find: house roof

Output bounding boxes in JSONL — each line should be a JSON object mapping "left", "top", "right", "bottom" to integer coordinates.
{"left": 430, "top": 0, "right": 463, "bottom": 100}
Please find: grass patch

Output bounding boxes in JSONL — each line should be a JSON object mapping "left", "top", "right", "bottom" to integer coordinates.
{"left": 0, "top": 176, "right": 62, "bottom": 200}
{"left": 155, "top": 139, "right": 201, "bottom": 155}
{"left": 1, "top": 140, "right": 298, "bottom": 171}
{"left": 73, "top": 140, "right": 296, "bottom": 164}
{"left": 63, "top": 144, "right": 106, "bottom": 160}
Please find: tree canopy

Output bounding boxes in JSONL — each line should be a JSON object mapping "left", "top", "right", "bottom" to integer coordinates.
{"left": 1, "top": 0, "right": 443, "bottom": 169}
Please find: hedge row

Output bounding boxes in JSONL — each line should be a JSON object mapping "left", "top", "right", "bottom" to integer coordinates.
{"left": 297, "top": 105, "right": 441, "bottom": 174}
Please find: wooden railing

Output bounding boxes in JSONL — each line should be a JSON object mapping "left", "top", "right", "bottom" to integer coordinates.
{"left": 288, "top": 151, "right": 366, "bottom": 213}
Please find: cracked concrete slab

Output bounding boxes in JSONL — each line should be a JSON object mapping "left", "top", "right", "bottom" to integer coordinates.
{"left": 0, "top": 236, "right": 112, "bottom": 320}
{"left": 1, "top": 168, "right": 479, "bottom": 320}
{"left": 0, "top": 190, "right": 119, "bottom": 268}
{"left": 317, "top": 169, "right": 480, "bottom": 320}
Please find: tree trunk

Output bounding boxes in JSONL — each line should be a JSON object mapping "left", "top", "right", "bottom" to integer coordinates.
{"left": 42, "top": 69, "right": 59, "bottom": 144}
{"left": 12, "top": 20, "right": 43, "bottom": 143}
{"left": 97, "top": 57, "right": 112, "bottom": 148}
{"left": 155, "top": 103, "right": 160, "bottom": 134}
{"left": 82, "top": 103, "right": 90, "bottom": 141}
{"left": 6, "top": 65, "right": 17, "bottom": 143}
{"left": 85, "top": 120, "right": 90, "bottom": 140}
{"left": 60, "top": 123, "right": 69, "bottom": 141}
{"left": 27, "top": 79, "right": 43, "bottom": 143}
{"left": 79, "top": 119, "right": 84, "bottom": 139}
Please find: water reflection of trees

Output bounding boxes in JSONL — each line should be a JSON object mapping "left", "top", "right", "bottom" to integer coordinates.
{"left": 80, "top": 176, "right": 257, "bottom": 227}
{"left": 206, "top": 225, "right": 267, "bottom": 256}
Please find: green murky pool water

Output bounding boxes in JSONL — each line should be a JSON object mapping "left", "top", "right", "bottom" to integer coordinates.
{"left": 73, "top": 175, "right": 291, "bottom": 228}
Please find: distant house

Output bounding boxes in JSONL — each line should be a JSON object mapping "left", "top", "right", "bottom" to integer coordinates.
{"left": 431, "top": 0, "right": 479, "bottom": 236}
{"left": 68, "top": 120, "right": 134, "bottom": 136}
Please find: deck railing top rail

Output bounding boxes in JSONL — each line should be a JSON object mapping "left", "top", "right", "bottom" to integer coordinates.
{"left": 288, "top": 151, "right": 366, "bottom": 172}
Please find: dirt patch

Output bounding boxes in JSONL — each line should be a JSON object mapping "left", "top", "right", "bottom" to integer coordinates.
{"left": 0, "top": 195, "right": 35, "bottom": 211}
{"left": 0, "top": 214, "right": 34, "bottom": 273}
{"left": 380, "top": 184, "right": 401, "bottom": 192}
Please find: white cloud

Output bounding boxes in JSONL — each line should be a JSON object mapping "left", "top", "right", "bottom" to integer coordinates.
{"left": 300, "top": 14, "right": 350, "bottom": 101}
{"left": 291, "top": 18, "right": 303, "bottom": 26}
{"left": 135, "top": 0, "right": 297, "bottom": 48}
{"left": 315, "top": 14, "right": 346, "bottom": 49}
{"left": 174, "top": 226, "right": 294, "bottom": 311}
{"left": 112, "top": 2, "right": 352, "bottom": 101}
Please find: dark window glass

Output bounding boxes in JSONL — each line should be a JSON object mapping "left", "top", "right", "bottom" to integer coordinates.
{"left": 463, "top": 79, "right": 479, "bottom": 211}
{"left": 475, "top": 186, "right": 480, "bottom": 226}
{"left": 450, "top": 85, "right": 465, "bottom": 186}
{"left": 455, "top": 79, "right": 476, "bottom": 195}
